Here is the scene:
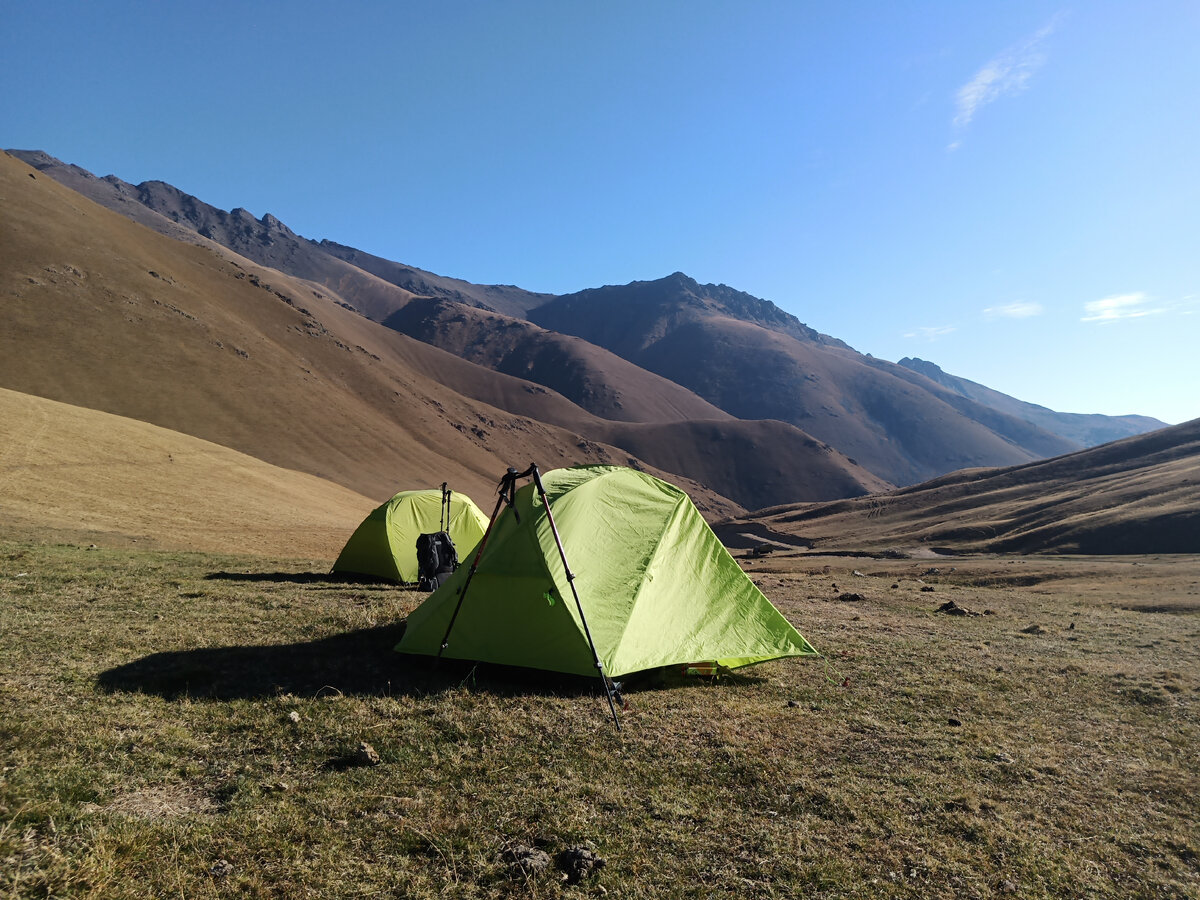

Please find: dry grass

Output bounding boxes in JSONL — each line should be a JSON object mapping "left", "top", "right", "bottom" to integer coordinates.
{"left": 732, "top": 419, "right": 1200, "bottom": 555}
{"left": 0, "top": 387, "right": 377, "bottom": 558}
{"left": 2, "top": 541, "right": 1198, "bottom": 898}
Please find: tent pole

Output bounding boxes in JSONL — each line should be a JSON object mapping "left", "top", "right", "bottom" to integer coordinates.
{"left": 529, "top": 464, "right": 622, "bottom": 732}
{"left": 436, "top": 469, "right": 520, "bottom": 662}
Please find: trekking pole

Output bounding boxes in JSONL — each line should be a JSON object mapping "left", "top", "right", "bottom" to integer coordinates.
{"left": 440, "top": 482, "right": 449, "bottom": 532}
{"left": 528, "top": 464, "right": 622, "bottom": 732}
{"left": 436, "top": 469, "right": 520, "bottom": 662}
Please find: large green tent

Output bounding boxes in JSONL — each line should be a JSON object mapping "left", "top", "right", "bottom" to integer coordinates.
{"left": 332, "top": 489, "right": 489, "bottom": 583}
{"left": 396, "top": 466, "right": 817, "bottom": 678}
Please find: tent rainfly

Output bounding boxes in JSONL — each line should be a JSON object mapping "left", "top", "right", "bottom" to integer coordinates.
{"left": 396, "top": 465, "right": 818, "bottom": 679}
{"left": 332, "top": 488, "right": 488, "bottom": 583}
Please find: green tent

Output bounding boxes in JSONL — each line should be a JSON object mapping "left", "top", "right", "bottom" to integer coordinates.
{"left": 396, "top": 465, "right": 817, "bottom": 678}
{"left": 332, "top": 489, "right": 489, "bottom": 583}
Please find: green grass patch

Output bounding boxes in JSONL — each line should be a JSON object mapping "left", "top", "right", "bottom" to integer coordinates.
{"left": 2, "top": 542, "right": 1198, "bottom": 897}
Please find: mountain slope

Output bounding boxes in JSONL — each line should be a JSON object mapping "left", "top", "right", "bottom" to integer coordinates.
{"left": 898, "top": 357, "right": 1168, "bottom": 446}
{"left": 317, "top": 240, "right": 550, "bottom": 318}
{"left": 722, "top": 418, "right": 1200, "bottom": 555}
{"left": 8, "top": 150, "right": 549, "bottom": 321}
{"left": 0, "top": 150, "right": 740, "bottom": 518}
{"left": 16, "top": 149, "right": 1156, "bottom": 503}
{"left": 591, "top": 419, "right": 892, "bottom": 511}
{"left": 384, "top": 296, "right": 734, "bottom": 423}
{"left": 531, "top": 274, "right": 1079, "bottom": 486}
{"left": 370, "top": 325, "right": 889, "bottom": 507}
{"left": 7, "top": 151, "right": 888, "bottom": 508}
{"left": 0, "top": 387, "right": 376, "bottom": 558}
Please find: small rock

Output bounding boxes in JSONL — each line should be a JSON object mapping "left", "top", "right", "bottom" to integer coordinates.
{"left": 852, "top": 570, "right": 865, "bottom": 577}
{"left": 557, "top": 846, "right": 606, "bottom": 884}
{"left": 287, "top": 710, "right": 302, "bottom": 724}
{"left": 993, "top": 751, "right": 1014, "bottom": 764}
{"left": 838, "top": 592, "right": 866, "bottom": 602}
{"left": 504, "top": 845, "right": 552, "bottom": 876}
{"left": 787, "top": 699, "right": 802, "bottom": 708}
{"left": 1021, "top": 624, "right": 1046, "bottom": 635}
{"left": 352, "top": 741, "right": 381, "bottom": 766}
{"left": 936, "top": 600, "right": 978, "bottom": 616}
{"left": 920, "top": 585, "right": 935, "bottom": 592}
{"left": 948, "top": 718, "right": 962, "bottom": 727}
{"left": 999, "top": 879, "right": 1019, "bottom": 893}
{"left": 891, "top": 582, "right": 900, "bottom": 589}
{"left": 210, "top": 859, "right": 234, "bottom": 879}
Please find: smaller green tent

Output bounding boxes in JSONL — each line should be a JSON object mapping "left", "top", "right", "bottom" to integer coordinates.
{"left": 397, "top": 466, "right": 818, "bottom": 677}
{"left": 332, "top": 489, "right": 489, "bottom": 583}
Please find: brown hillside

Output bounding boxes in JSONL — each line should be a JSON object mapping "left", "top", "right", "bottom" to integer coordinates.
{"left": 317, "top": 240, "right": 551, "bottom": 319}
{"left": 0, "top": 151, "right": 740, "bottom": 519}
{"left": 532, "top": 274, "right": 1080, "bottom": 485}
{"left": 593, "top": 419, "right": 893, "bottom": 510}
{"left": 373, "top": 333, "right": 887, "bottom": 506}
{"left": 384, "top": 297, "right": 733, "bottom": 423}
{"left": 0, "top": 387, "right": 375, "bottom": 558}
{"left": 721, "top": 418, "right": 1200, "bottom": 555}
{"left": 8, "top": 150, "right": 423, "bottom": 324}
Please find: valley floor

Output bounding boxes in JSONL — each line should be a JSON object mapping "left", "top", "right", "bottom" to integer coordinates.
{"left": 1, "top": 541, "right": 1197, "bottom": 898}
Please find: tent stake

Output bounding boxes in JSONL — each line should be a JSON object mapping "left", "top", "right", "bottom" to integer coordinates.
{"left": 529, "top": 464, "right": 622, "bottom": 732}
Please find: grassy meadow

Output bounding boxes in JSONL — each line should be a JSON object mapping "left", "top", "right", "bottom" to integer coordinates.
{"left": 1, "top": 540, "right": 1197, "bottom": 898}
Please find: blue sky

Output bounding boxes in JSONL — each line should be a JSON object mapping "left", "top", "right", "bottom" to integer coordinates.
{"left": 4, "top": 1, "right": 1197, "bottom": 423}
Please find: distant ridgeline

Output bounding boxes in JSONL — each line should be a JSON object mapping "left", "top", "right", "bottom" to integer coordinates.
{"left": 5, "top": 148, "right": 1169, "bottom": 516}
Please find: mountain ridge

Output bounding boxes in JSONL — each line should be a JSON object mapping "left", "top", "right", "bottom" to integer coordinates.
{"left": 531, "top": 277, "right": 1082, "bottom": 486}
{"left": 898, "top": 356, "right": 1168, "bottom": 445}
{"left": 0, "top": 150, "right": 742, "bottom": 518}
{"left": 8, "top": 148, "right": 1169, "bottom": 502}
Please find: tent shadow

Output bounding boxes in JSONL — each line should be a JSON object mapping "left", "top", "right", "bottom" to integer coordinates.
{"left": 96, "top": 623, "right": 620, "bottom": 702}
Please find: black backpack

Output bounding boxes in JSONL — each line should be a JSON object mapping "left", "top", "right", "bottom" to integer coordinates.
{"left": 416, "top": 531, "right": 458, "bottom": 591}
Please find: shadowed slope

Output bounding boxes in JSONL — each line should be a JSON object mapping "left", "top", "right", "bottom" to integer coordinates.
{"left": 317, "top": 240, "right": 551, "bottom": 319}
{"left": 532, "top": 274, "right": 1080, "bottom": 485}
{"left": 725, "top": 419, "right": 1200, "bottom": 555}
{"left": 593, "top": 419, "right": 892, "bottom": 510}
{"left": 375, "top": 332, "right": 889, "bottom": 506}
{"left": 384, "top": 296, "right": 733, "bottom": 423}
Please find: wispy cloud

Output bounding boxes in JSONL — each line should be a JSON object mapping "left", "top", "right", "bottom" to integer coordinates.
{"left": 951, "top": 14, "right": 1064, "bottom": 142}
{"left": 1081, "top": 292, "right": 1166, "bottom": 323}
{"left": 984, "top": 301, "right": 1044, "bottom": 319}
{"left": 904, "top": 325, "right": 957, "bottom": 341}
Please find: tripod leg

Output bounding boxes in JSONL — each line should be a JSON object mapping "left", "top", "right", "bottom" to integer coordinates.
{"left": 530, "top": 466, "right": 622, "bottom": 732}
